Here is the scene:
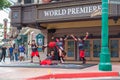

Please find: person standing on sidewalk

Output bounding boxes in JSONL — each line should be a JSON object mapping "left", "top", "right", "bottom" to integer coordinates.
{"left": 28, "top": 40, "right": 41, "bottom": 63}
{"left": 14, "top": 47, "right": 18, "bottom": 61}
{"left": 0, "top": 47, "right": 2, "bottom": 59}
{"left": 9, "top": 45, "right": 14, "bottom": 62}
{"left": 71, "top": 32, "right": 89, "bottom": 64}
{"left": 18, "top": 44, "right": 25, "bottom": 61}
{"left": 0, "top": 45, "right": 7, "bottom": 62}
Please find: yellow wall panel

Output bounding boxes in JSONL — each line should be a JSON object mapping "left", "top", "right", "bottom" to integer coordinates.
{"left": 41, "top": 19, "right": 120, "bottom": 29}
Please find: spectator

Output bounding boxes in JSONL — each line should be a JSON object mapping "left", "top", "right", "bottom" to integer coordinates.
{"left": 14, "top": 47, "right": 18, "bottom": 61}
{"left": 18, "top": 44, "right": 25, "bottom": 61}
{"left": 0, "top": 45, "right": 7, "bottom": 62}
{"left": 9, "top": 45, "right": 14, "bottom": 62}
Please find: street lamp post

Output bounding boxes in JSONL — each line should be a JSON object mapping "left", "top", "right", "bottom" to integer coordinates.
{"left": 99, "top": 0, "right": 112, "bottom": 71}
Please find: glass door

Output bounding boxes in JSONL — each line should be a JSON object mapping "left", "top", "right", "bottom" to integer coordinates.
{"left": 65, "top": 40, "right": 75, "bottom": 60}
{"left": 109, "top": 39, "right": 119, "bottom": 61}
{"left": 84, "top": 40, "right": 91, "bottom": 60}
{"left": 93, "top": 39, "right": 101, "bottom": 60}
{"left": 84, "top": 40, "right": 90, "bottom": 58}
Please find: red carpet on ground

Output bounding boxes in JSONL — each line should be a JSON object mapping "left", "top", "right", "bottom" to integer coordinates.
{"left": 27, "top": 72, "right": 119, "bottom": 80}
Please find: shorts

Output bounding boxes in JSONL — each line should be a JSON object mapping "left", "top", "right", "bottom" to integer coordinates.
{"left": 20, "top": 52, "right": 25, "bottom": 57}
{"left": 31, "top": 51, "right": 39, "bottom": 57}
{"left": 79, "top": 50, "right": 85, "bottom": 58}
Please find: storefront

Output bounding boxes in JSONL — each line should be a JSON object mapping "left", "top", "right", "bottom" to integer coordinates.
{"left": 10, "top": 0, "right": 120, "bottom": 61}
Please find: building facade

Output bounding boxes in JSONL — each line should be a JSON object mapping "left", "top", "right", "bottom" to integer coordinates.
{"left": 10, "top": 0, "right": 120, "bottom": 61}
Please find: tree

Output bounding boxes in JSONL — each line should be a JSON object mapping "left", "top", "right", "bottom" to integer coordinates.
{"left": 0, "top": 0, "right": 11, "bottom": 10}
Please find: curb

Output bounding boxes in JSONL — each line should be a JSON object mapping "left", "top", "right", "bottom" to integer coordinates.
{"left": 27, "top": 72, "right": 119, "bottom": 80}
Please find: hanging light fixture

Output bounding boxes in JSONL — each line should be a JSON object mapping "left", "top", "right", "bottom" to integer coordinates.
{"left": 113, "top": 16, "right": 119, "bottom": 23}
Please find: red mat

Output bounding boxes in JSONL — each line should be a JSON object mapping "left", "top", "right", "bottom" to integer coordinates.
{"left": 27, "top": 72, "right": 119, "bottom": 80}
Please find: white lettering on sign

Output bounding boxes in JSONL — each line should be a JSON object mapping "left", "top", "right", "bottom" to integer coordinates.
{"left": 44, "top": 5, "right": 101, "bottom": 17}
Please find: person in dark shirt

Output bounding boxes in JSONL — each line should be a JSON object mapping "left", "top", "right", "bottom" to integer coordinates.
{"left": 19, "top": 44, "right": 25, "bottom": 61}
{"left": 71, "top": 32, "right": 89, "bottom": 64}
{"left": 28, "top": 40, "right": 40, "bottom": 63}
{"left": 9, "top": 45, "right": 14, "bottom": 62}
{"left": 0, "top": 45, "right": 7, "bottom": 62}
{"left": 56, "top": 36, "right": 68, "bottom": 63}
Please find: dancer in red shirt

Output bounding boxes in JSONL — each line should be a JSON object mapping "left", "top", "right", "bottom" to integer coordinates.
{"left": 42, "top": 36, "right": 68, "bottom": 63}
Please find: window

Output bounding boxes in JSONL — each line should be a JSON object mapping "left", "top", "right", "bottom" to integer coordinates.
{"left": 84, "top": 40, "right": 90, "bottom": 57}
{"left": 93, "top": 40, "right": 101, "bottom": 57}
{"left": 110, "top": 40, "right": 119, "bottom": 57}
{"left": 67, "top": 41, "right": 75, "bottom": 57}
{"left": 24, "top": 0, "right": 34, "bottom": 4}
{"left": 18, "top": 0, "right": 22, "bottom": 3}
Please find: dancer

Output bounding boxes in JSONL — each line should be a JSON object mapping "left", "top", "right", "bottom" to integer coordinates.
{"left": 56, "top": 36, "right": 69, "bottom": 63}
{"left": 28, "top": 40, "right": 40, "bottom": 63}
{"left": 42, "top": 36, "right": 58, "bottom": 61}
{"left": 42, "top": 35, "right": 68, "bottom": 63}
{"left": 40, "top": 50, "right": 55, "bottom": 65}
{"left": 71, "top": 32, "right": 89, "bottom": 64}
{"left": 42, "top": 36, "right": 56, "bottom": 51}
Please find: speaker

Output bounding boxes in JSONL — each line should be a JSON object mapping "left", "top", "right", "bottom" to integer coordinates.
{"left": 48, "top": 29, "right": 56, "bottom": 33}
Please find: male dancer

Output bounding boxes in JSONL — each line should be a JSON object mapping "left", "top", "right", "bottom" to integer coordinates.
{"left": 71, "top": 32, "right": 89, "bottom": 64}
{"left": 56, "top": 36, "right": 69, "bottom": 63}
{"left": 42, "top": 35, "right": 68, "bottom": 63}
{"left": 28, "top": 40, "right": 40, "bottom": 63}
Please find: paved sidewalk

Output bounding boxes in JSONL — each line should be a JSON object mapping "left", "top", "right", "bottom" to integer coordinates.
{"left": 0, "top": 60, "right": 120, "bottom": 80}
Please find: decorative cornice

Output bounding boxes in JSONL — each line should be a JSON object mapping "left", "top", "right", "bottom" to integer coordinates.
{"left": 10, "top": 0, "right": 101, "bottom": 9}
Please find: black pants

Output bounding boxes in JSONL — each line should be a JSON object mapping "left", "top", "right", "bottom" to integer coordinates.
{"left": 80, "top": 57, "right": 86, "bottom": 64}
{"left": 0, "top": 53, "right": 6, "bottom": 62}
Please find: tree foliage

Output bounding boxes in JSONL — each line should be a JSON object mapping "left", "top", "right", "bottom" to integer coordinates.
{"left": 0, "top": 0, "right": 11, "bottom": 10}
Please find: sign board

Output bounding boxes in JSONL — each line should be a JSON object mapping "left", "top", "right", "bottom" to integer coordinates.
{"left": 36, "top": 34, "right": 44, "bottom": 52}
{"left": 37, "top": 4, "right": 101, "bottom": 22}
{"left": 109, "top": 0, "right": 120, "bottom": 4}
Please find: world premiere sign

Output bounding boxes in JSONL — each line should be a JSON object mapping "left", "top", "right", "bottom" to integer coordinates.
{"left": 37, "top": 4, "right": 101, "bottom": 22}
{"left": 44, "top": 5, "right": 101, "bottom": 17}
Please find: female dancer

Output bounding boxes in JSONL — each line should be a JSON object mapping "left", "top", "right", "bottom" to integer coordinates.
{"left": 71, "top": 32, "right": 89, "bottom": 64}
